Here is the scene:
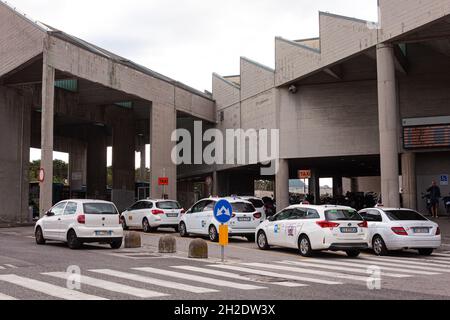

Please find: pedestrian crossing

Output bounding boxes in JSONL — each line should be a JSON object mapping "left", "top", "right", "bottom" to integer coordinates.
{"left": 1, "top": 253, "right": 450, "bottom": 300}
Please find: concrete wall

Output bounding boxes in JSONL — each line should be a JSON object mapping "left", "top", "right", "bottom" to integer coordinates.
{"left": 240, "top": 57, "right": 274, "bottom": 101}
{"left": 0, "top": 86, "right": 30, "bottom": 223}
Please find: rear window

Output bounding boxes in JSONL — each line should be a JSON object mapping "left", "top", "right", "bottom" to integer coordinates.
{"left": 325, "top": 209, "right": 363, "bottom": 221}
{"left": 247, "top": 199, "right": 264, "bottom": 208}
{"left": 156, "top": 201, "right": 181, "bottom": 209}
{"left": 83, "top": 203, "right": 118, "bottom": 215}
{"left": 232, "top": 202, "right": 255, "bottom": 213}
{"left": 384, "top": 210, "right": 427, "bottom": 221}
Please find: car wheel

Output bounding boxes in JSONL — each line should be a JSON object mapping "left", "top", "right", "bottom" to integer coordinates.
{"left": 179, "top": 222, "right": 188, "bottom": 237}
{"left": 67, "top": 229, "right": 82, "bottom": 250}
{"left": 257, "top": 231, "right": 270, "bottom": 250}
{"left": 246, "top": 234, "right": 255, "bottom": 242}
{"left": 418, "top": 248, "right": 434, "bottom": 256}
{"left": 372, "top": 235, "right": 388, "bottom": 256}
{"left": 346, "top": 250, "right": 361, "bottom": 258}
{"left": 298, "top": 235, "right": 313, "bottom": 257}
{"left": 35, "top": 227, "right": 46, "bottom": 245}
{"left": 142, "top": 218, "right": 151, "bottom": 233}
{"left": 209, "top": 225, "right": 219, "bottom": 242}
{"left": 120, "top": 217, "right": 129, "bottom": 230}
{"left": 110, "top": 239, "right": 123, "bottom": 249}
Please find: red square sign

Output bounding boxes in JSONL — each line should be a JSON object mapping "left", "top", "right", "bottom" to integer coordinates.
{"left": 158, "top": 177, "right": 169, "bottom": 186}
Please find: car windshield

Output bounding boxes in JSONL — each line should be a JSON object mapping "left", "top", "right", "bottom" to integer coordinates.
{"left": 325, "top": 209, "right": 363, "bottom": 221}
{"left": 232, "top": 202, "right": 255, "bottom": 213}
{"left": 157, "top": 201, "right": 181, "bottom": 209}
{"left": 247, "top": 199, "right": 264, "bottom": 208}
{"left": 83, "top": 203, "right": 118, "bottom": 215}
{"left": 384, "top": 210, "right": 427, "bottom": 221}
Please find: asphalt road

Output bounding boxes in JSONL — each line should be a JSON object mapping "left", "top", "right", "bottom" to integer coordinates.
{"left": 1, "top": 226, "right": 450, "bottom": 300}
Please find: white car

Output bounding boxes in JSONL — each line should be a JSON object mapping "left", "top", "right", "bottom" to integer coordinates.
{"left": 179, "top": 197, "right": 262, "bottom": 242}
{"left": 239, "top": 196, "right": 267, "bottom": 221}
{"left": 358, "top": 207, "right": 441, "bottom": 256}
{"left": 120, "top": 199, "right": 184, "bottom": 233}
{"left": 256, "top": 205, "right": 369, "bottom": 257}
{"left": 34, "top": 200, "right": 123, "bottom": 250}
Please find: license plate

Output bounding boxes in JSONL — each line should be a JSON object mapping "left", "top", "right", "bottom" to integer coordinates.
{"left": 413, "top": 228, "right": 430, "bottom": 234}
{"left": 340, "top": 227, "right": 358, "bottom": 234}
{"left": 95, "top": 231, "right": 111, "bottom": 236}
{"left": 166, "top": 213, "right": 178, "bottom": 218}
{"left": 238, "top": 217, "right": 251, "bottom": 222}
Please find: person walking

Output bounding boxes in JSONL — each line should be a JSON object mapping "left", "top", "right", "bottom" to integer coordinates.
{"left": 427, "top": 181, "right": 441, "bottom": 218}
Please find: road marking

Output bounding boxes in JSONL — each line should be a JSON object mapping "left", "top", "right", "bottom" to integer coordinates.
{"left": 43, "top": 272, "right": 168, "bottom": 299}
{"left": 0, "top": 275, "right": 106, "bottom": 300}
{"left": 366, "top": 255, "right": 450, "bottom": 266}
{"left": 0, "top": 293, "right": 17, "bottom": 300}
{"left": 209, "top": 264, "right": 337, "bottom": 285}
{"left": 277, "top": 260, "right": 412, "bottom": 278}
{"left": 4, "top": 264, "right": 17, "bottom": 269}
{"left": 242, "top": 263, "right": 370, "bottom": 282}
{"left": 172, "top": 266, "right": 304, "bottom": 287}
{"left": 90, "top": 269, "right": 218, "bottom": 294}
{"left": 431, "top": 253, "right": 450, "bottom": 258}
{"left": 134, "top": 267, "right": 266, "bottom": 290}
{"left": 360, "top": 257, "right": 450, "bottom": 272}
{"left": 0, "top": 266, "right": 5, "bottom": 270}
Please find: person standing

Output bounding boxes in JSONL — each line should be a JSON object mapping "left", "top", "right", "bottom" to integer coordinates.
{"left": 427, "top": 181, "right": 441, "bottom": 218}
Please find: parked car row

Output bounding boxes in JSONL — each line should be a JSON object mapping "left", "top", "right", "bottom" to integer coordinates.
{"left": 34, "top": 196, "right": 442, "bottom": 258}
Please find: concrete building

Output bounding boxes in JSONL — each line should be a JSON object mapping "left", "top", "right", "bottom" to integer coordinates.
{"left": 1, "top": 0, "right": 450, "bottom": 224}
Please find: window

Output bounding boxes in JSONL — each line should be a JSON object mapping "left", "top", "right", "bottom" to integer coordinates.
{"left": 83, "top": 203, "right": 118, "bottom": 215}
{"left": 231, "top": 202, "right": 255, "bottom": 213}
{"left": 142, "top": 202, "right": 154, "bottom": 209}
{"left": 274, "top": 210, "right": 293, "bottom": 221}
{"left": 384, "top": 210, "right": 427, "bottom": 221}
{"left": 247, "top": 199, "right": 264, "bottom": 209}
{"left": 289, "top": 208, "right": 307, "bottom": 220}
{"left": 64, "top": 202, "right": 78, "bottom": 215}
{"left": 192, "top": 201, "right": 208, "bottom": 213}
{"left": 130, "top": 202, "right": 144, "bottom": 211}
{"left": 203, "top": 201, "right": 216, "bottom": 211}
{"left": 325, "top": 209, "right": 363, "bottom": 221}
{"left": 51, "top": 202, "right": 67, "bottom": 216}
{"left": 157, "top": 201, "right": 181, "bottom": 210}
{"left": 360, "top": 210, "right": 382, "bottom": 222}
{"left": 306, "top": 209, "right": 320, "bottom": 219}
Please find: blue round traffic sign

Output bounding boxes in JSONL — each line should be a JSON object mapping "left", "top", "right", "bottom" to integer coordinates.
{"left": 214, "top": 199, "right": 233, "bottom": 224}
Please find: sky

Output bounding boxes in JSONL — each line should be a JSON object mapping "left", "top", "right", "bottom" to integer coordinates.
{"left": 21, "top": 0, "right": 378, "bottom": 181}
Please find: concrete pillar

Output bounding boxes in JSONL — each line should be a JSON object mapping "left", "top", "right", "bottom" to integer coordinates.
{"left": 351, "top": 178, "right": 359, "bottom": 193}
{"left": 212, "top": 171, "right": 219, "bottom": 197}
{"left": 377, "top": 43, "right": 400, "bottom": 208}
{"left": 86, "top": 126, "right": 107, "bottom": 200}
{"left": 309, "top": 171, "right": 320, "bottom": 204}
{"left": 150, "top": 101, "right": 177, "bottom": 200}
{"left": 401, "top": 152, "right": 417, "bottom": 209}
{"left": 112, "top": 112, "right": 136, "bottom": 211}
{"left": 276, "top": 159, "right": 289, "bottom": 210}
{"left": 69, "top": 142, "right": 87, "bottom": 196}
{"left": 139, "top": 142, "right": 146, "bottom": 182}
{"left": 39, "top": 49, "right": 55, "bottom": 216}
{"left": 333, "top": 176, "right": 343, "bottom": 197}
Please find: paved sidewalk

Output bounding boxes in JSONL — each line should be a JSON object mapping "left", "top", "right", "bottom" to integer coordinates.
{"left": 429, "top": 216, "right": 450, "bottom": 247}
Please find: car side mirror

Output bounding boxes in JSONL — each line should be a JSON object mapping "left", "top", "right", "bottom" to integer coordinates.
{"left": 267, "top": 216, "right": 275, "bottom": 222}
{"left": 186, "top": 210, "right": 192, "bottom": 214}
{"left": 46, "top": 211, "right": 54, "bottom": 217}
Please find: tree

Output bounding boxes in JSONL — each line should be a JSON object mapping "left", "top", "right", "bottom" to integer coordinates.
{"left": 29, "top": 160, "right": 69, "bottom": 184}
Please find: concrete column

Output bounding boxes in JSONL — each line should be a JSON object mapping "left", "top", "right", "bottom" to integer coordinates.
{"left": 212, "top": 171, "right": 219, "bottom": 197}
{"left": 112, "top": 112, "right": 136, "bottom": 211}
{"left": 86, "top": 126, "right": 107, "bottom": 200}
{"left": 377, "top": 43, "right": 400, "bottom": 208}
{"left": 139, "top": 142, "right": 146, "bottom": 182}
{"left": 401, "top": 152, "right": 417, "bottom": 209}
{"left": 39, "top": 50, "right": 55, "bottom": 216}
{"left": 351, "top": 178, "right": 359, "bottom": 193}
{"left": 309, "top": 171, "right": 320, "bottom": 204}
{"left": 332, "top": 176, "right": 343, "bottom": 197}
{"left": 69, "top": 142, "right": 87, "bottom": 196}
{"left": 276, "top": 159, "right": 289, "bottom": 210}
{"left": 150, "top": 101, "right": 177, "bottom": 200}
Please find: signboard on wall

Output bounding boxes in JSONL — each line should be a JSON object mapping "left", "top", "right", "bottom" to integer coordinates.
{"left": 403, "top": 124, "right": 450, "bottom": 149}
{"left": 298, "top": 170, "right": 311, "bottom": 180}
{"left": 441, "top": 175, "right": 449, "bottom": 186}
{"left": 158, "top": 177, "right": 169, "bottom": 186}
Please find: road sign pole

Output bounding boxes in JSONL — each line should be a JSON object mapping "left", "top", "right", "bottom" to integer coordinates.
{"left": 214, "top": 199, "right": 232, "bottom": 264}
{"left": 221, "top": 224, "right": 225, "bottom": 263}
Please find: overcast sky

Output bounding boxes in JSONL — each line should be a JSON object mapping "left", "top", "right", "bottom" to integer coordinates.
{"left": 19, "top": 0, "right": 378, "bottom": 168}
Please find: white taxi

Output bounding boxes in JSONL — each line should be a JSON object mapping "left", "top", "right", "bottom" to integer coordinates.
{"left": 256, "top": 205, "right": 369, "bottom": 257}
{"left": 179, "top": 197, "right": 262, "bottom": 242}
{"left": 120, "top": 199, "right": 184, "bottom": 233}
{"left": 358, "top": 207, "right": 441, "bottom": 256}
{"left": 35, "top": 200, "right": 123, "bottom": 250}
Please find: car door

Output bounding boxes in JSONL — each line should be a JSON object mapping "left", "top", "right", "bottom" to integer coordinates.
{"left": 282, "top": 208, "right": 307, "bottom": 248}
{"left": 199, "top": 200, "right": 216, "bottom": 234}
{"left": 361, "top": 209, "right": 383, "bottom": 245}
{"left": 125, "top": 202, "right": 144, "bottom": 227}
{"left": 60, "top": 201, "right": 78, "bottom": 240}
{"left": 43, "top": 202, "right": 67, "bottom": 240}
{"left": 186, "top": 200, "right": 208, "bottom": 232}
{"left": 265, "top": 209, "right": 293, "bottom": 246}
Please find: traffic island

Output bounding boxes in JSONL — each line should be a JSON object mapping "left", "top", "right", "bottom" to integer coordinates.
{"left": 124, "top": 232, "right": 141, "bottom": 248}
{"left": 189, "top": 239, "right": 208, "bottom": 259}
{"left": 158, "top": 235, "right": 177, "bottom": 253}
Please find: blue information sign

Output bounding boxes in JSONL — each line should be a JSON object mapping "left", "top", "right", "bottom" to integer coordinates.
{"left": 213, "top": 199, "right": 233, "bottom": 224}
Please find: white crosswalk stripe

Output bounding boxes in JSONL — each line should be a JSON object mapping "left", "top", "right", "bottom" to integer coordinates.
{"left": 134, "top": 267, "right": 266, "bottom": 290}
{"left": 172, "top": 265, "right": 305, "bottom": 287}
{"left": 360, "top": 256, "right": 450, "bottom": 272}
{"left": 43, "top": 272, "right": 168, "bottom": 298}
{"left": 0, "top": 293, "right": 17, "bottom": 300}
{"left": 276, "top": 260, "right": 412, "bottom": 278}
{"left": 242, "top": 263, "right": 370, "bottom": 282}
{"left": 0, "top": 266, "right": 5, "bottom": 270}
{"left": 209, "top": 264, "right": 340, "bottom": 285}
{"left": 431, "top": 253, "right": 450, "bottom": 258}
{"left": 91, "top": 269, "right": 218, "bottom": 294}
{"left": 0, "top": 274, "right": 106, "bottom": 300}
